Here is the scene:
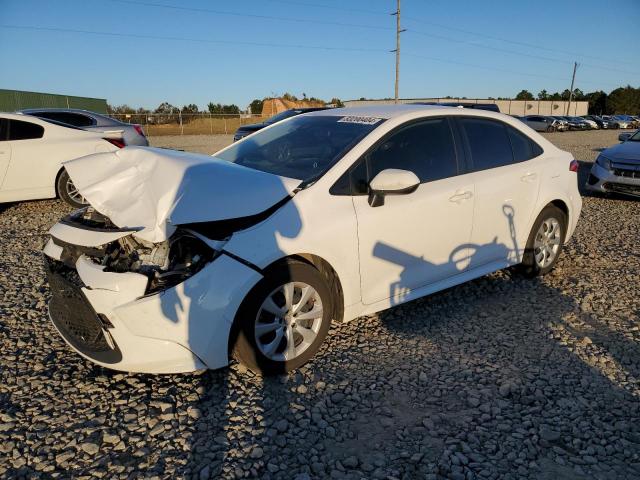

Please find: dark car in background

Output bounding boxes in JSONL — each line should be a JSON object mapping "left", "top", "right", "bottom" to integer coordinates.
{"left": 583, "top": 115, "right": 611, "bottom": 129}
{"left": 19, "top": 108, "right": 149, "bottom": 146}
{"left": 233, "top": 107, "right": 330, "bottom": 141}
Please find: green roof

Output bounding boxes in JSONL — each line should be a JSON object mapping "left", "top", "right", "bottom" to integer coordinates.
{"left": 0, "top": 89, "right": 107, "bottom": 114}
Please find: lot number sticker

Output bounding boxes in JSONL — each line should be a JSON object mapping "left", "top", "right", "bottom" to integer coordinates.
{"left": 338, "top": 116, "right": 382, "bottom": 125}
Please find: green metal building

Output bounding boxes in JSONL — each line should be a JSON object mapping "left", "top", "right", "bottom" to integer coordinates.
{"left": 0, "top": 89, "right": 108, "bottom": 113}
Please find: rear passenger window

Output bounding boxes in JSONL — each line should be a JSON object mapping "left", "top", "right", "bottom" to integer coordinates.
{"left": 507, "top": 126, "right": 543, "bottom": 162}
{"left": 367, "top": 118, "right": 458, "bottom": 184}
{"left": 8, "top": 119, "right": 45, "bottom": 141}
{"left": 460, "top": 118, "right": 513, "bottom": 171}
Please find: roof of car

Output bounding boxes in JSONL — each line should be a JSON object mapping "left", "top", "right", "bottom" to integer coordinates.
{"left": 304, "top": 104, "right": 492, "bottom": 119}
{"left": 19, "top": 108, "right": 104, "bottom": 116}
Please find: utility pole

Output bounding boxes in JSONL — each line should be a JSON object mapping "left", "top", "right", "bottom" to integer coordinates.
{"left": 566, "top": 62, "right": 578, "bottom": 115}
{"left": 391, "top": 0, "right": 405, "bottom": 104}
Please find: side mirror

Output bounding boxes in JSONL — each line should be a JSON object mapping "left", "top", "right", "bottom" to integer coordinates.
{"left": 619, "top": 133, "right": 631, "bottom": 142}
{"left": 368, "top": 168, "right": 420, "bottom": 207}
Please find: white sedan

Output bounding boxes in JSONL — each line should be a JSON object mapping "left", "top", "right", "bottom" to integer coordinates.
{"left": 0, "top": 113, "right": 124, "bottom": 207}
{"left": 43, "top": 105, "right": 582, "bottom": 374}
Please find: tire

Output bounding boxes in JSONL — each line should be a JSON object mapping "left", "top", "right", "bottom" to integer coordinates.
{"left": 231, "top": 260, "right": 333, "bottom": 375}
{"left": 546, "top": 125, "right": 554, "bottom": 133}
{"left": 518, "top": 205, "right": 567, "bottom": 277}
{"left": 56, "top": 169, "right": 88, "bottom": 208}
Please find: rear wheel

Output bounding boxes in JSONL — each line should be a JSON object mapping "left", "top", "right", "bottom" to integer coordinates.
{"left": 231, "top": 260, "right": 333, "bottom": 375}
{"left": 518, "top": 205, "right": 566, "bottom": 277}
{"left": 56, "top": 169, "right": 88, "bottom": 208}
{"left": 545, "top": 125, "right": 554, "bottom": 133}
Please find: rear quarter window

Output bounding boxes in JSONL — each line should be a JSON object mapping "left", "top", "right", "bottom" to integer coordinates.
{"left": 7, "top": 119, "right": 45, "bottom": 141}
{"left": 507, "top": 126, "right": 544, "bottom": 161}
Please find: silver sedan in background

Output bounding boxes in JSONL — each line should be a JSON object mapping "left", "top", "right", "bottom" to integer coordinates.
{"left": 586, "top": 130, "right": 640, "bottom": 197}
{"left": 521, "top": 115, "right": 558, "bottom": 132}
{"left": 19, "top": 108, "right": 149, "bottom": 146}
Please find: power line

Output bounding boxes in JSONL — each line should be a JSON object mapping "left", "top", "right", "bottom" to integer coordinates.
{"left": 85, "top": 0, "right": 639, "bottom": 76}
{"left": 0, "top": 24, "right": 388, "bottom": 52}
{"left": 403, "top": 52, "right": 622, "bottom": 89}
{"left": 403, "top": 16, "right": 637, "bottom": 67}
{"left": 0, "top": 24, "right": 626, "bottom": 91}
{"left": 247, "top": 0, "right": 638, "bottom": 69}
{"left": 406, "top": 28, "right": 640, "bottom": 76}
{"left": 102, "top": 0, "right": 393, "bottom": 32}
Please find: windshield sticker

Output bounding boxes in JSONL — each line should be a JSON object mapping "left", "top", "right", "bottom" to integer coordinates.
{"left": 337, "top": 116, "right": 382, "bottom": 125}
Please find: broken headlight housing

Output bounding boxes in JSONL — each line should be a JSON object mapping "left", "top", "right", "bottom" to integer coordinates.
{"left": 101, "top": 229, "right": 221, "bottom": 294}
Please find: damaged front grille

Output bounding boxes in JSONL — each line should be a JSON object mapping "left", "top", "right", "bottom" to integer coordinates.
{"left": 45, "top": 258, "right": 122, "bottom": 362}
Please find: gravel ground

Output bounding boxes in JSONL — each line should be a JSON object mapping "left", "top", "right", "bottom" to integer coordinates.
{"left": 1, "top": 130, "right": 639, "bottom": 479}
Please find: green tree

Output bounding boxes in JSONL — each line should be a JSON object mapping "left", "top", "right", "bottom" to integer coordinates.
{"left": 515, "top": 90, "right": 534, "bottom": 100}
{"left": 537, "top": 90, "right": 549, "bottom": 100}
{"left": 584, "top": 90, "right": 608, "bottom": 115}
{"left": 329, "top": 97, "right": 344, "bottom": 107}
{"left": 249, "top": 99, "right": 264, "bottom": 114}
{"left": 607, "top": 85, "right": 640, "bottom": 114}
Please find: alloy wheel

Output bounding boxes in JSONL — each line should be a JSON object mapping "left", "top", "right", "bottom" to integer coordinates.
{"left": 533, "top": 217, "right": 561, "bottom": 268}
{"left": 254, "top": 282, "right": 323, "bottom": 362}
{"left": 65, "top": 177, "right": 88, "bottom": 205}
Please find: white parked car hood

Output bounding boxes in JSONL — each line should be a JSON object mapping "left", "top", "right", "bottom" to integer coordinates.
{"left": 64, "top": 147, "right": 301, "bottom": 243}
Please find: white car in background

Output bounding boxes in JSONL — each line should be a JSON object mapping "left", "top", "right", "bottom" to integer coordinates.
{"left": 43, "top": 106, "right": 582, "bottom": 375}
{"left": 0, "top": 113, "right": 124, "bottom": 207}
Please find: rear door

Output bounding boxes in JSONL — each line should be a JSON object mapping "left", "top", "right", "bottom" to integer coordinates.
{"left": 457, "top": 117, "right": 542, "bottom": 269}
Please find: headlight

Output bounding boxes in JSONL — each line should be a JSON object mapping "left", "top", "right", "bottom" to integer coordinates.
{"left": 596, "top": 154, "right": 612, "bottom": 171}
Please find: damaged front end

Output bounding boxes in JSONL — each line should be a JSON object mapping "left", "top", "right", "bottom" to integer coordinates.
{"left": 51, "top": 207, "right": 223, "bottom": 296}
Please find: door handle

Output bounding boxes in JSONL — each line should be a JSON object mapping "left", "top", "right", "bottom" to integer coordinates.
{"left": 521, "top": 172, "right": 537, "bottom": 182}
{"left": 449, "top": 190, "right": 473, "bottom": 203}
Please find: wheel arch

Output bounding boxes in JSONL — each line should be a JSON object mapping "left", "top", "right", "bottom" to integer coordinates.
{"left": 54, "top": 167, "right": 66, "bottom": 198}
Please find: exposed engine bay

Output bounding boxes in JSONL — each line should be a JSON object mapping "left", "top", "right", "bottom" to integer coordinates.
{"left": 55, "top": 208, "right": 220, "bottom": 294}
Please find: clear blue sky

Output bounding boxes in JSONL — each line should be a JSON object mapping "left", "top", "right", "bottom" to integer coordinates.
{"left": 1, "top": 0, "right": 639, "bottom": 110}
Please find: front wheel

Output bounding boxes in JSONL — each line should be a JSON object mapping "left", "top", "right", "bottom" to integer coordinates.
{"left": 518, "top": 205, "right": 567, "bottom": 277}
{"left": 56, "top": 169, "right": 88, "bottom": 208}
{"left": 546, "top": 125, "right": 554, "bottom": 132}
{"left": 231, "top": 260, "right": 333, "bottom": 375}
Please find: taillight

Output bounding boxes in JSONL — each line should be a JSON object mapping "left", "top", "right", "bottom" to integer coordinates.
{"left": 569, "top": 159, "right": 579, "bottom": 172}
{"left": 133, "top": 124, "right": 146, "bottom": 137}
{"left": 104, "top": 138, "right": 126, "bottom": 149}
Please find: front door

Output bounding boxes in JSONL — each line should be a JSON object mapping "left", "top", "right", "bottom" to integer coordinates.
{"left": 351, "top": 117, "right": 475, "bottom": 305}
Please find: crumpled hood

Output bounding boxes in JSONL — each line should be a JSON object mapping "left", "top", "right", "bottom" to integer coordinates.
{"left": 603, "top": 141, "right": 640, "bottom": 163}
{"left": 64, "top": 147, "right": 301, "bottom": 243}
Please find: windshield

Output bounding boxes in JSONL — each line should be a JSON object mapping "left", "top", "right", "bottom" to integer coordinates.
{"left": 216, "top": 115, "right": 382, "bottom": 182}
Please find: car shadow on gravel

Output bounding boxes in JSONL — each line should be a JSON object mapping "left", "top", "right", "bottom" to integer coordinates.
{"left": 375, "top": 267, "right": 640, "bottom": 479}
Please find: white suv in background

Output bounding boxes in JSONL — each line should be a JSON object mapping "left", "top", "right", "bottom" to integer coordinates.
{"left": 43, "top": 105, "right": 582, "bottom": 375}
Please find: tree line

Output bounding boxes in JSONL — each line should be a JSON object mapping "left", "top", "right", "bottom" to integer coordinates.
{"left": 107, "top": 92, "right": 345, "bottom": 119}
{"left": 513, "top": 85, "right": 640, "bottom": 115}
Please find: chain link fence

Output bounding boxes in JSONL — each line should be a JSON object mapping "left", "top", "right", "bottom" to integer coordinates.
{"left": 109, "top": 113, "right": 268, "bottom": 136}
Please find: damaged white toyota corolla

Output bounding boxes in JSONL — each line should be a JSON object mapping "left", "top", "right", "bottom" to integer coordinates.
{"left": 43, "top": 105, "right": 582, "bottom": 374}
